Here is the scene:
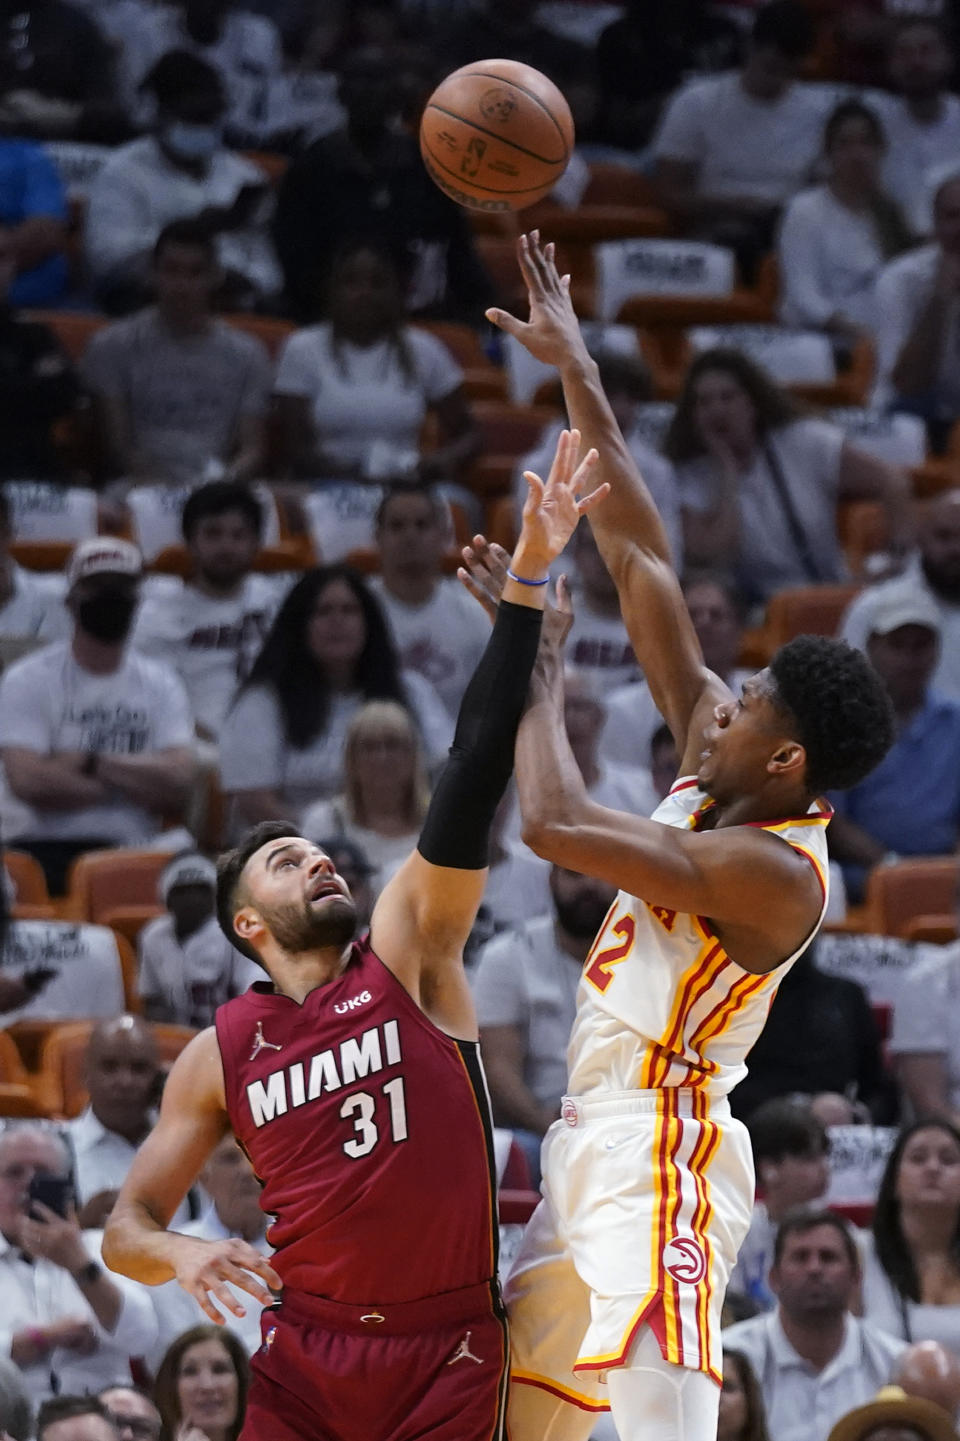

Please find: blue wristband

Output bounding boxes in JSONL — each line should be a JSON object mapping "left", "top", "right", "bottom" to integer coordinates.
{"left": 506, "top": 569, "right": 549, "bottom": 587}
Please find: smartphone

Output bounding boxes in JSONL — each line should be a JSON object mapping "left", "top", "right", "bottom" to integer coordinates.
{"left": 28, "top": 1172, "right": 74, "bottom": 1219}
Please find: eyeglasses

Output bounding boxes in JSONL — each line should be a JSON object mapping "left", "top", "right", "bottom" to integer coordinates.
{"left": 104, "top": 1415, "right": 160, "bottom": 1440}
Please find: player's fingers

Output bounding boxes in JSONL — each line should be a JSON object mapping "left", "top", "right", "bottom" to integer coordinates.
{"left": 230, "top": 1269, "right": 276, "bottom": 1308}
{"left": 525, "top": 230, "right": 551, "bottom": 288}
{"left": 521, "top": 470, "right": 545, "bottom": 514}
{"left": 228, "top": 1245, "right": 282, "bottom": 1291}
{"left": 209, "top": 1281, "right": 247, "bottom": 1318}
{"left": 515, "top": 234, "right": 543, "bottom": 294}
{"left": 576, "top": 481, "right": 611, "bottom": 515}
{"left": 456, "top": 568, "right": 499, "bottom": 620}
{"left": 555, "top": 574, "right": 572, "bottom": 612}
{"left": 488, "top": 542, "right": 511, "bottom": 569}
{"left": 484, "top": 306, "right": 524, "bottom": 338}
{"left": 569, "top": 447, "right": 600, "bottom": 493}
{"left": 190, "top": 1287, "right": 228, "bottom": 1325}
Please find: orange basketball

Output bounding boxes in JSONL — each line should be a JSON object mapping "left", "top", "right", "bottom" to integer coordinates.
{"left": 419, "top": 59, "right": 574, "bottom": 212}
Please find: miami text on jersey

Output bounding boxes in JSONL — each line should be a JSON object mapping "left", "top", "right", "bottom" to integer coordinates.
{"left": 246, "top": 1019, "right": 402, "bottom": 1128}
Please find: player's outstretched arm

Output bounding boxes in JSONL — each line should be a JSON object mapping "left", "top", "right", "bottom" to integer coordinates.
{"left": 461, "top": 547, "right": 822, "bottom": 974}
{"left": 371, "top": 431, "right": 607, "bottom": 1033}
{"left": 487, "top": 232, "right": 729, "bottom": 755}
{"left": 102, "top": 1028, "right": 282, "bottom": 1323}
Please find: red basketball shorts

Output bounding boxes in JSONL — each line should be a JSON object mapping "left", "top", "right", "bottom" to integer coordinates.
{"left": 240, "top": 1281, "right": 508, "bottom": 1441}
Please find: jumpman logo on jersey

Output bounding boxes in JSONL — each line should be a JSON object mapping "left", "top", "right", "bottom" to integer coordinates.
{"left": 446, "top": 1331, "right": 483, "bottom": 1366}
{"left": 249, "top": 1022, "right": 283, "bottom": 1062}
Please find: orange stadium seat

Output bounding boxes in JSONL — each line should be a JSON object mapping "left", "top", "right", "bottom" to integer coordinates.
{"left": 36, "top": 1020, "right": 196, "bottom": 1118}
{"left": 902, "top": 914, "right": 958, "bottom": 944}
{"left": 864, "top": 857, "right": 959, "bottom": 939}
{"left": 583, "top": 164, "right": 660, "bottom": 209}
{"left": 838, "top": 500, "right": 893, "bottom": 580}
{"left": 0, "top": 1030, "right": 30, "bottom": 1086}
{"left": 9, "top": 541, "right": 75, "bottom": 572}
{"left": 467, "top": 402, "right": 557, "bottom": 500}
{"left": 24, "top": 309, "right": 106, "bottom": 363}
{"left": 62, "top": 848, "right": 176, "bottom": 925}
{"left": 519, "top": 201, "right": 670, "bottom": 245}
{"left": 5, "top": 850, "right": 51, "bottom": 908}
{"left": 99, "top": 905, "right": 163, "bottom": 950}
{"left": 758, "top": 583, "right": 862, "bottom": 657}
{"left": 416, "top": 322, "right": 507, "bottom": 401}
{"left": 0, "top": 1084, "right": 50, "bottom": 1118}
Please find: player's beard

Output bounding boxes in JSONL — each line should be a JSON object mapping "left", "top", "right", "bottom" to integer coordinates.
{"left": 266, "top": 895, "right": 358, "bottom": 954}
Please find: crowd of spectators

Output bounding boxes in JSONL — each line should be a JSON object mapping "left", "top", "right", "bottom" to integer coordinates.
{"left": 6, "top": 1, "right": 960, "bottom": 1438}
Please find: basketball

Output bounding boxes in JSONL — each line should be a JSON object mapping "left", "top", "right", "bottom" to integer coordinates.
{"left": 419, "top": 59, "right": 574, "bottom": 212}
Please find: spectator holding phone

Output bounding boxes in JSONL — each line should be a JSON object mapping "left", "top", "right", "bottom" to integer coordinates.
{"left": 84, "top": 50, "right": 281, "bottom": 315}
{"left": 0, "top": 1124, "right": 156, "bottom": 1407}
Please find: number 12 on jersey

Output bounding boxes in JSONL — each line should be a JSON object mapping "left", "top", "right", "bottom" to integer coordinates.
{"left": 339, "top": 1077, "right": 408, "bottom": 1159}
{"left": 584, "top": 915, "right": 635, "bottom": 994}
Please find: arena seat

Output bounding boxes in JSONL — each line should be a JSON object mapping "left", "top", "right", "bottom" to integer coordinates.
{"left": 62, "top": 849, "right": 176, "bottom": 925}
{"left": 149, "top": 538, "right": 311, "bottom": 578}
{"left": 757, "top": 583, "right": 862, "bottom": 657}
{"left": 36, "top": 1019, "right": 196, "bottom": 1118}
{"left": 5, "top": 850, "right": 52, "bottom": 908}
{"left": 519, "top": 203, "right": 670, "bottom": 245}
{"left": 583, "top": 164, "right": 660, "bottom": 209}
{"left": 9, "top": 540, "right": 74, "bottom": 572}
{"left": 24, "top": 309, "right": 106, "bottom": 363}
{"left": 864, "top": 857, "right": 960, "bottom": 939}
{"left": 0, "top": 1083, "right": 50, "bottom": 1118}
{"left": 837, "top": 500, "right": 892, "bottom": 580}
{"left": 99, "top": 904, "right": 164, "bottom": 951}
{"left": 485, "top": 494, "right": 518, "bottom": 551}
{"left": 416, "top": 322, "right": 507, "bottom": 401}
{"left": 0, "top": 1030, "right": 30, "bottom": 1086}
{"left": 901, "top": 914, "right": 958, "bottom": 944}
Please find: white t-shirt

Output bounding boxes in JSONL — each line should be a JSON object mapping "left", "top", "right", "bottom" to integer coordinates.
{"left": 219, "top": 672, "right": 452, "bottom": 817}
{"left": 67, "top": 1105, "right": 192, "bottom": 1226}
{"left": 563, "top": 599, "right": 642, "bottom": 691}
{"left": 0, "top": 562, "right": 62, "bottom": 644}
{"left": 0, "top": 919, "right": 125, "bottom": 1027}
{"left": 872, "top": 91, "right": 960, "bottom": 235}
{"left": 840, "top": 558, "right": 960, "bottom": 701}
{"left": 888, "top": 937, "right": 960, "bottom": 1110}
{"left": 859, "top": 1228, "right": 960, "bottom": 1352}
{"left": 677, "top": 418, "right": 847, "bottom": 601}
{"left": 778, "top": 186, "right": 887, "bottom": 331}
{"left": 369, "top": 576, "right": 489, "bottom": 718}
{"left": 873, "top": 243, "right": 960, "bottom": 413}
{"left": 274, "top": 323, "right": 462, "bottom": 477}
{"left": 138, "top": 912, "right": 260, "bottom": 1026}
{"left": 483, "top": 841, "right": 553, "bottom": 935}
{"left": 299, "top": 797, "right": 418, "bottom": 898}
{"left": 132, "top": 574, "right": 283, "bottom": 738}
{"left": 84, "top": 136, "right": 282, "bottom": 296}
{"left": 0, "top": 641, "right": 194, "bottom": 843}
{"left": 600, "top": 668, "right": 754, "bottom": 770}
{"left": 653, "top": 72, "right": 830, "bottom": 205}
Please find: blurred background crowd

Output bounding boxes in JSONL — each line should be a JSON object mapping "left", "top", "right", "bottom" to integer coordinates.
{"left": 5, "top": 0, "right": 960, "bottom": 1437}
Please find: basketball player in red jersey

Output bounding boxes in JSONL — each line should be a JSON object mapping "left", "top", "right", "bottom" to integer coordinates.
{"left": 101, "top": 431, "right": 608, "bottom": 1441}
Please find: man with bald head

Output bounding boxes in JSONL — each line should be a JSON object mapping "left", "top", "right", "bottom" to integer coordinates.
{"left": 67, "top": 1017, "right": 192, "bottom": 1229}
{"left": 0, "top": 1124, "right": 155, "bottom": 1406}
{"left": 841, "top": 490, "right": 960, "bottom": 700}
{"left": 896, "top": 1343, "right": 960, "bottom": 1423}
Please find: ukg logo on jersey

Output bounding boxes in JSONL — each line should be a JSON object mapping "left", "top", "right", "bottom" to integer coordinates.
{"left": 334, "top": 990, "right": 372, "bottom": 1015}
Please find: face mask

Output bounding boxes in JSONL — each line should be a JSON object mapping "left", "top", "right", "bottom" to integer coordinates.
{"left": 77, "top": 587, "right": 138, "bottom": 644}
{"left": 163, "top": 121, "right": 221, "bottom": 161}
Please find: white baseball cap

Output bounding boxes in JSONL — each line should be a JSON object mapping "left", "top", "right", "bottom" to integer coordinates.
{"left": 159, "top": 853, "right": 217, "bottom": 904}
{"left": 66, "top": 538, "right": 143, "bottom": 590}
{"left": 868, "top": 590, "right": 941, "bottom": 637}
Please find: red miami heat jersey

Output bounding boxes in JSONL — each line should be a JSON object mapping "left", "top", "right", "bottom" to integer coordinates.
{"left": 215, "top": 935, "right": 499, "bottom": 1304}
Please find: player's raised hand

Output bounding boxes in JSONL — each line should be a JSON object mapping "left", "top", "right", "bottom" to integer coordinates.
{"left": 485, "top": 231, "right": 589, "bottom": 370}
{"left": 459, "top": 539, "right": 575, "bottom": 649}
{"left": 170, "top": 1235, "right": 282, "bottom": 1325}
{"left": 518, "top": 427, "right": 606, "bottom": 566}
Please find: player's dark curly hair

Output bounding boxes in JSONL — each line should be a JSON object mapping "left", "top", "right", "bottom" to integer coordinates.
{"left": 768, "top": 635, "right": 895, "bottom": 795}
{"left": 216, "top": 820, "right": 304, "bottom": 964}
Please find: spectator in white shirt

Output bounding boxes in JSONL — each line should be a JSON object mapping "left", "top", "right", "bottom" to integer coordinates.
{"left": 891, "top": 921, "right": 960, "bottom": 1125}
{"left": 0, "top": 1124, "right": 156, "bottom": 1408}
{"left": 874, "top": 169, "right": 960, "bottom": 450}
{"left": 82, "top": 220, "right": 272, "bottom": 490}
{"left": 369, "top": 485, "right": 488, "bottom": 718}
{"left": 779, "top": 100, "right": 914, "bottom": 339}
{"left": 565, "top": 519, "right": 641, "bottom": 691}
{"left": 0, "top": 538, "right": 196, "bottom": 895}
{"left": 0, "top": 1354, "right": 30, "bottom": 1441}
{"left": 472, "top": 864, "right": 617, "bottom": 1185}
{"left": 149, "top": 1135, "right": 271, "bottom": 1365}
{"left": 138, "top": 853, "right": 259, "bottom": 1028}
{"left": 602, "top": 572, "right": 752, "bottom": 770}
{"left": 653, "top": 0, "right": 822, "bottom": 276}
{"left": 840, "top": 489, "right": 960, "bottom": 702}
{"left": 667, "top": 349, "right": 909, "bottom": 605}
{"left": 300, "top": 700, "right": 430, "bottom": 898}
{"left": 860, "top": 1120, "right": 960, "bottom": 1353}
{"left": 0, "top": 488, "right": 62, "bottom": 656}
{"left": 84, "top": 50, "right": 281, "bottom": 315}
{"left": 67, "top": 1016, "right": 194, "bottom": 1232}
{"left": 219, "top": 565, "right": 450, "bottom": 828}
{"left": 723, "top": 1209, "right": 906, "bottom": 1441}
{"left": 133, "top": 482, "right": 280, "bottom": 743}
{"left": 877, "top": 17, "right": 960, "bottom": 238}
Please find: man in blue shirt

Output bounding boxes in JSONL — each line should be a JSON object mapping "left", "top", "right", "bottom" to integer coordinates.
{"left": 829, "top": 591, "right": 960, "bottom": 900}
{"left": 0, "top": 138, "right": 68, "bottom": 306}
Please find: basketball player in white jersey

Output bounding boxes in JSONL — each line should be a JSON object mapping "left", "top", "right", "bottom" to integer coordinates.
{"left": 468, "top": 236, "right": 897, "bottom": 1441}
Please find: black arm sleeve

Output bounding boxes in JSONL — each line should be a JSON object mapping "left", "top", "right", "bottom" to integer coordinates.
{"left": 417, "top": 599, "right": 543, "bottom": 870}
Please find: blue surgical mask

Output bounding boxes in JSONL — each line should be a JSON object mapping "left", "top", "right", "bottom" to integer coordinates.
{"left": 163, "top": 121, "right": 222, "bottom": 161}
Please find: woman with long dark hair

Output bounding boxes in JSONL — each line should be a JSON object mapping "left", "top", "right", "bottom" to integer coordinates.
{"left": 779, "top": 99, "right": 913, "bottom": 335}
{"left": 219, "top": 565, "right": 450, "bottom": 829}
{"left": 860, "top": 1118, "right": 960, "bottom": 1352}
{"left": 666, "top": 347, "right": 907, "bottom": 604}
{"left": 153, "top": 1324, "right": 249, "bottom": 1441}
{"left": 719, "top": 1349, "right": 772, "bottom": 1441}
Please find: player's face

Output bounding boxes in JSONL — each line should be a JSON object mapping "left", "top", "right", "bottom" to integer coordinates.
{"left": 697, "top": 671, "right": 797, "bottom": 802}
{"left": 242, "top": 838, "right": 358, "bottom": 955}
{"left": 895, "top": 1126, "right": 960, "bottom": 1210}
{"left": 176, "top": 1338, "right": 239, "bottom": 1433}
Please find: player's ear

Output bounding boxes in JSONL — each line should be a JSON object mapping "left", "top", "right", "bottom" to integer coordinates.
{"left": 767, "top": 739, "right": 805, "bottom": 779}
{"left": 234, "top": 904, "right": 263, "bottom": 948}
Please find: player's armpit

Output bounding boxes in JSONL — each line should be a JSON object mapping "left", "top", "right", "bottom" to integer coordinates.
{"left": 102, "top": 1028, "right": 230, "bottom": 1286}
{"left": 523, "top": 802, "right": 822, "bottom": 974}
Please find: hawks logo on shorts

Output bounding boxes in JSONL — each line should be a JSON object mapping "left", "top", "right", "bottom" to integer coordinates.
{"left": 662, "top": 1237, "right": 707, "bottom": 1287}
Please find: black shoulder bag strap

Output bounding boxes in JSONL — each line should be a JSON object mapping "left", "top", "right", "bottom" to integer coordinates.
{"left": 761, "top": 435, "right": 823, "bottom": 584}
